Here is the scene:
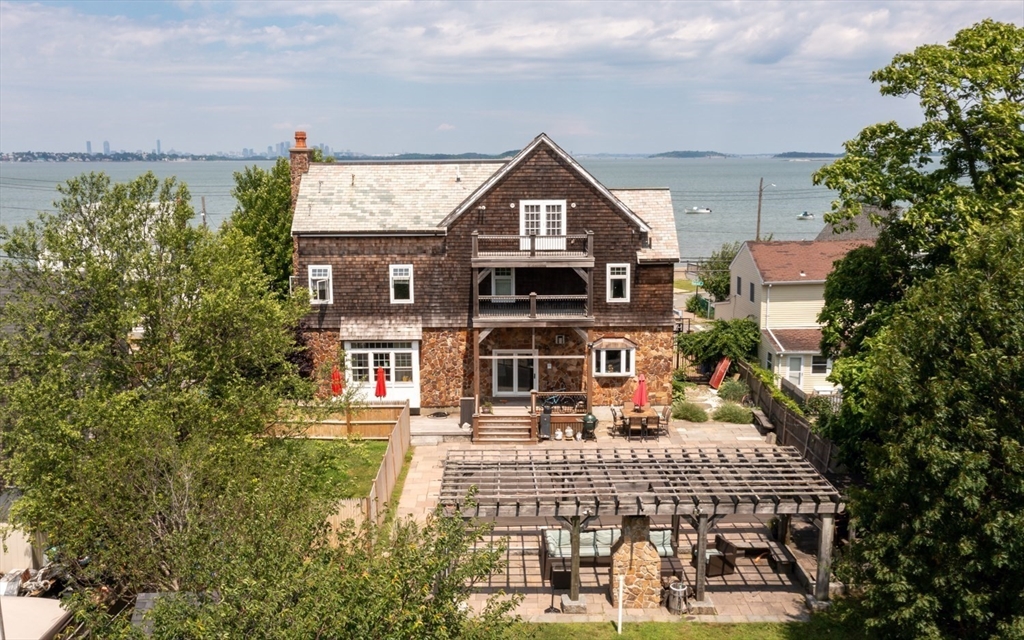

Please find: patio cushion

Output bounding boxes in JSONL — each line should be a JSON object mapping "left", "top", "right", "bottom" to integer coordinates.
{"left": 649, "top": 529, "right": 675, "bottom": 557}
{"left": 544, "top": 528, "right": 621, "bottom": 558}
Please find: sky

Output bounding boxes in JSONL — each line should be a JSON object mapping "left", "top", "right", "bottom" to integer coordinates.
{"left": 0, "top": 1, "right": 1021, "bottom": 156}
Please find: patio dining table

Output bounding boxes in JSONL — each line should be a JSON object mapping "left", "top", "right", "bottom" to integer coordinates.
{"left": 624, "top": 406, "right": 660, "bottom": 442}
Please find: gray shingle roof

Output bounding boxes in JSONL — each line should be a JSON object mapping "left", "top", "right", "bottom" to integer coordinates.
{"left": 291, "top": 161, "right": 506, "bottom": 234}
{"left": 610, "top": 189, "right": 679, "bottom": 263}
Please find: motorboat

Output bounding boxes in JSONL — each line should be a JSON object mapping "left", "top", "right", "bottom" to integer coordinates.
{"left": 796, "top": 211, "right": 814, "bottom": 220}
{"left": 687, "top": 206, "right": 712, "bottom": 214}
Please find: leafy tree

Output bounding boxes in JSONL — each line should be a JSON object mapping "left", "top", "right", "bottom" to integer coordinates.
{"left": 814, "top": 19, "right": 1024, "bottom": 360}
{"left": 0, "top": 172, "right": 518, "bottom": 638}
{"left": 837, "top": 215, "right": 1024, "bottom": 640}
{"left": 676, "top": 318, "right": 759, "bottom": 370}
{"left": 695, "top": 241, "right": 740, "bottom": 302}
{"left": 228, "top": 158, "right": 294, "bottom": 297}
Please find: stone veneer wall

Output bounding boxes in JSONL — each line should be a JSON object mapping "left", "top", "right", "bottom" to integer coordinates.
{"left": 590, "top": 327, "right": 675, "bottom": 407}
{"left": 609, "top": 516, "right": 663, "bottom": 608}
{"left": 420, "top": 328, "right": 472, "bottom": 408}
{"left": 478, "top": 328, "right": 586, "bottom": 401}
{"left": 301, "top": 329, "right": 342, "bottom": 399}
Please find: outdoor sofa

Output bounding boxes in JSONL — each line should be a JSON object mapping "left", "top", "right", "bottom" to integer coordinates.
{"left": 541, "top": 527, "right": 683, "bottom": 587}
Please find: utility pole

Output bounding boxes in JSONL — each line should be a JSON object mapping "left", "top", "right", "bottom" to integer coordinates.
{"left": 756, "top": 177, "right": 764, "bottom": 242}
{"left": 756, "top": 178, "right": 774, "bottom": 241}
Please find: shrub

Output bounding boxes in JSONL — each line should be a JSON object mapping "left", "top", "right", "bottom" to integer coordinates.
{"left": 673, "top": 401, "right": 708, "bottom": 422}
{"left": 713, "top": 402, "right": 753, "bottom": 424}
{"left": 717, "top": 379, "right": 749, "bottom": 403}
{"left": 685, "top": 293, "right": 711, "bottom": 318}
{"left": 748, "top": 363, "right": 805, "bottom": 417}
{"left": 676, "top": 319, "right": 760, "bottom": 370}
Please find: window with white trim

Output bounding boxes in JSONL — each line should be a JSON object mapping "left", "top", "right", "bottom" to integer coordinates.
{"left": 308, "top": 265, "right": 332, "bottom": 304}
{"left": 519, "top": 200, "right": 566, "bottom": 250}
{"left": 607, "top": 263, "right": 630, "bottom": 302}
{"left": 492, "top": 267, "right": 515, "bottom": 300}
{"left": 811, "top": 356, "right": 833, "bottom": 375}
{"left": 749, "top": 282, "right": 754, "bottom": 302}
{"left": 390, "top": 264, "right": 413, "bottom": 303}
{"left": 347, "top": 342, "right": 416, "bottom": 385}
{"left": 593, "top": 348, "right": 635, "bottom": 377}
{"left": 736, "top": 276, "right": 742, "bottom": 298}
{"left": 765, "top": 351, "right": 773, "bottom": 371}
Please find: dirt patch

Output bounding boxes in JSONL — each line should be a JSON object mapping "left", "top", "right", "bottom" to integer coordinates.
{"left": 684, "top": 384, "right": 724, "bottom": 412}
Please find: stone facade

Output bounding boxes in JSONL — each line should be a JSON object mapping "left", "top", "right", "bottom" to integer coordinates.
{"left": 477, "top": 327, "right": 587, "bottom": 401}
{"left": 609, "top": 516, "right": 662, "bottom": 609}
{"left": 590, "top": 327, "right": 675, "bottom": 407}
{"left": 300, "top": 329, "right": 342, "bottom": 398}
{"left": 420, "top": 328, "right": 472, "bottom": 407}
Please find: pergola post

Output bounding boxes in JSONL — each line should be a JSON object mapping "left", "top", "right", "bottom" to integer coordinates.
{"left": 695, "top": 512, "right": 709, "bottom": 601}
{"left": 569, "top": 515, "right": 582, "bottom": 601}
{"left": 815, "top": 513, "right": 835, "bottom": 601}
{"left": 671, "top": 514, "right": 681, "bottom": 553}
{"left": 776, "top": 514, "right": 791, "bottom": 546}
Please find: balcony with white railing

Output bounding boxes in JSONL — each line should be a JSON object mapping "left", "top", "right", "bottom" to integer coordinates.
{"left": 471, "top": 231, "right": 594, "bottom": 267}
{"left": 474, "top": 293, "right": 593, "bottom": 327}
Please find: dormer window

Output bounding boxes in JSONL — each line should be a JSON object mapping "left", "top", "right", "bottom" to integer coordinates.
{"left": 520, "top": 200, "right": 565, "bottom": 250}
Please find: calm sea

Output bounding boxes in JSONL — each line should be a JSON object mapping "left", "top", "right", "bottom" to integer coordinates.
{"left": 0, "top": 157, "right": 836, "bottom": 258}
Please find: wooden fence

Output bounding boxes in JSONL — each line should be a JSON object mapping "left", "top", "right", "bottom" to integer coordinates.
{"left": 322, "top": 401, "right": 412, "bottom": 531}
{"left": 736, "top": 361, "right": 839, "bottom": 476}
{"left": 272, "top": 403, "right": 407, "bottom": 440}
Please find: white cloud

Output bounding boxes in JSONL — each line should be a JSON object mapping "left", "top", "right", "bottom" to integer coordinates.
{"left": 436, "top": 123, "right": 455, "bottom": 131}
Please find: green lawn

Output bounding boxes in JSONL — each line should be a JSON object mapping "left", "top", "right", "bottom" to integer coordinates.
{"left": 269, "top": 438, "right": 390, "bottom": 499}
{"left": 674, "top": 279, "right": 698, "bottom": 292}
{"left": 516, "top": 616, "right": 866, "bottom": 639}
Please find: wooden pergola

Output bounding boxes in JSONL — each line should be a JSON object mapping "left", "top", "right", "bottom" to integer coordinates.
{"left": 440, "top": 446, "right": 845, "bottom": 602}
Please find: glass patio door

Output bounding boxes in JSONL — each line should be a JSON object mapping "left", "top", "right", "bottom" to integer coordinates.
{"left": 494, "top": 350, "right": 537, "bottom": 396}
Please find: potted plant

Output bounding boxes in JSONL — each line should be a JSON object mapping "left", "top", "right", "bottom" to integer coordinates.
{"left": 481, "top": 399, "right": 493, "bottom": 414}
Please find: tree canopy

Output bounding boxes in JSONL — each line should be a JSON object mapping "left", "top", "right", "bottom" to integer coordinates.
{"left": 676, "top": 318, "right": 760, "bottom": 370}
{"left": 0, "top": 172, "right": 518, "bottom": 638}
{"left": 695, "top": 241, "right": 741, "bottom": 302}
{"left": 228, "top": 158, "right": 295, "bottom": 297}
{"left": 809, "top": 21, "right": 1024, "bottom": 639}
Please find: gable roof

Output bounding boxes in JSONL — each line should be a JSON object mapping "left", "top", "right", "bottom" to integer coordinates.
{"left": 745, "top": 240, "right": 872, "bottom": 284}
{"left": 762, "top": 328, "right": 824, "bottom": 354}
{"left": 611, "top": 189, "right": 679, "bottom": 263}
{"left": 437, "top": 133, "right": 652, "bottom": 234}
{"left": 291, "top": 160, "right": 505, "bottom": 234}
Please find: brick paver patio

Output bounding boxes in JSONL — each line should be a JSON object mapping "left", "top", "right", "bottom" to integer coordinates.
{"left": 396, "top": 405, "right": 820, "bottom": 624}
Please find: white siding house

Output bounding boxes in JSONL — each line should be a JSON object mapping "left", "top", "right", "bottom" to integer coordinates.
{"left": 714, "top": 240, "right": 871, "bottom": 397}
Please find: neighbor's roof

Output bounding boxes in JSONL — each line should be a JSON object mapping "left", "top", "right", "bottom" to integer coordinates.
{"left": 747, "top": 240, "right": 871, "bottom": 284}
{"left": 611, "top": 189, "right": 679, "bottom": 263}
{"left": 291, "top": 161, "right": 505, "bottom": 234}
{"left": 815, "top": 206, "right": 888, "bottom": 242}
{"left": 762, "top": 328, "right": 823, "bottom": 354}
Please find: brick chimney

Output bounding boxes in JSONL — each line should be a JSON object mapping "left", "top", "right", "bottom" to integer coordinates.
{"left": 289, "top": 131, "right": 314, "bottom": 211}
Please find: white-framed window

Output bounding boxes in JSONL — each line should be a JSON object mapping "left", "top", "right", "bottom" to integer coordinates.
{"left": 765, "top": 351, "right": 773, "bottom": 371}
{"left": 519, "top": 199, "right": 566, "bottom": 250}
{"left": 736, "top": 276, "right": 742, "bottom": 298}
{"left": 607, "top": 263, "right": 630, "bottom": 302}
{"left": 593, "top": 348, "right": 635, "bottom": 377}
{"left": 347, "top": 342, "right": 416, "bottom": 385}
{"left": 749, "top": 282, "right": 754, "bottom": 302}
{"left": 811, "top": 356, "right": 833, "bottom": 375}
{"left": 492, "top": 267, "right": 515, "bottom": 301}
{"left": 308, "top": 265, "right": 332, "bottom": 304}
{"left": 390, "top": 264, "right": 413, "bottom": 304}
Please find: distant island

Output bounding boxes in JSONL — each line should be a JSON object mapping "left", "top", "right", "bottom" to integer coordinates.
{"left": 341, "top": 150, "right": 519, "bottom": 161}
{"left": 650, "top": 150, "right": 729, "bottom": 159}
{"left": 773, "top": 151, "right": 843, "bottom": 159}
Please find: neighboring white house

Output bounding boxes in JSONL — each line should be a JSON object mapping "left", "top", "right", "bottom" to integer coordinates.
{"left": 714, "top": 240, "right": 871, "bottom": 398}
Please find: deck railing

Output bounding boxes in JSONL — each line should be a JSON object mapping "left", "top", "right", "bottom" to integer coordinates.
{"left": 472, "top": 231, "right": 593, "bottom": 259}
{"left": 477, "top": 293, "right": 588, "bottom": 318}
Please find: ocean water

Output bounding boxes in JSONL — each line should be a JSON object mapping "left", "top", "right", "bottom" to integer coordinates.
{"left": 0, "top": 157, "right": 836, "bottom": 258}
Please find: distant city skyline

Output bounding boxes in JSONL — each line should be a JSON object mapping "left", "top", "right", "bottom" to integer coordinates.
{"left": 1, "top": 1, "right": 1020, "bottom": 156}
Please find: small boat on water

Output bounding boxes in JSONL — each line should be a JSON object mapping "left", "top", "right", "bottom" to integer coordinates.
{"left": 796, "top": 211, "right": 814, "bottom": 220}
{"left": 687, "top": 206, "right": 712, "bottom": 214}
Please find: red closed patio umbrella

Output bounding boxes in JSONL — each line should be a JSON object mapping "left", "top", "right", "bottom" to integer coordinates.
{"left": 374, "top": 366, "right": 387, "bottom": 399}
{"left": 331, "top": 365, "right": 343, "bottom": 397}
{"left": 631, "top": 373, "right": 648, "bottom": 410}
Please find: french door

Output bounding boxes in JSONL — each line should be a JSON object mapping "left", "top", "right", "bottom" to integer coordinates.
{"left": 493, "top": 349, "right": 537, "bottom": 396}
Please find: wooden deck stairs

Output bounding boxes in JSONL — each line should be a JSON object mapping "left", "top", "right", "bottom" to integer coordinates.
{"left": 473, "top": 414, "right": 536, "bottom": 444}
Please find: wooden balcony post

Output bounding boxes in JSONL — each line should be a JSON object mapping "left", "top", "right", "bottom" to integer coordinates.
{"left": 529, "top": 292, "right": 537, "bottom": 318}
{"left": 530, "top": 234, "right": 536, "bottom": 257}
{"left": 587, "top": 268, "right": 594, "bottom": 316}
{"left": 586, "top": 230, "right": 594, "bottom": 257}
{"left": 472, "top": 267, "right": 479, "bottom": 318}
{"left": 472, "top": 230, "right": 479, "bottom": 258}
